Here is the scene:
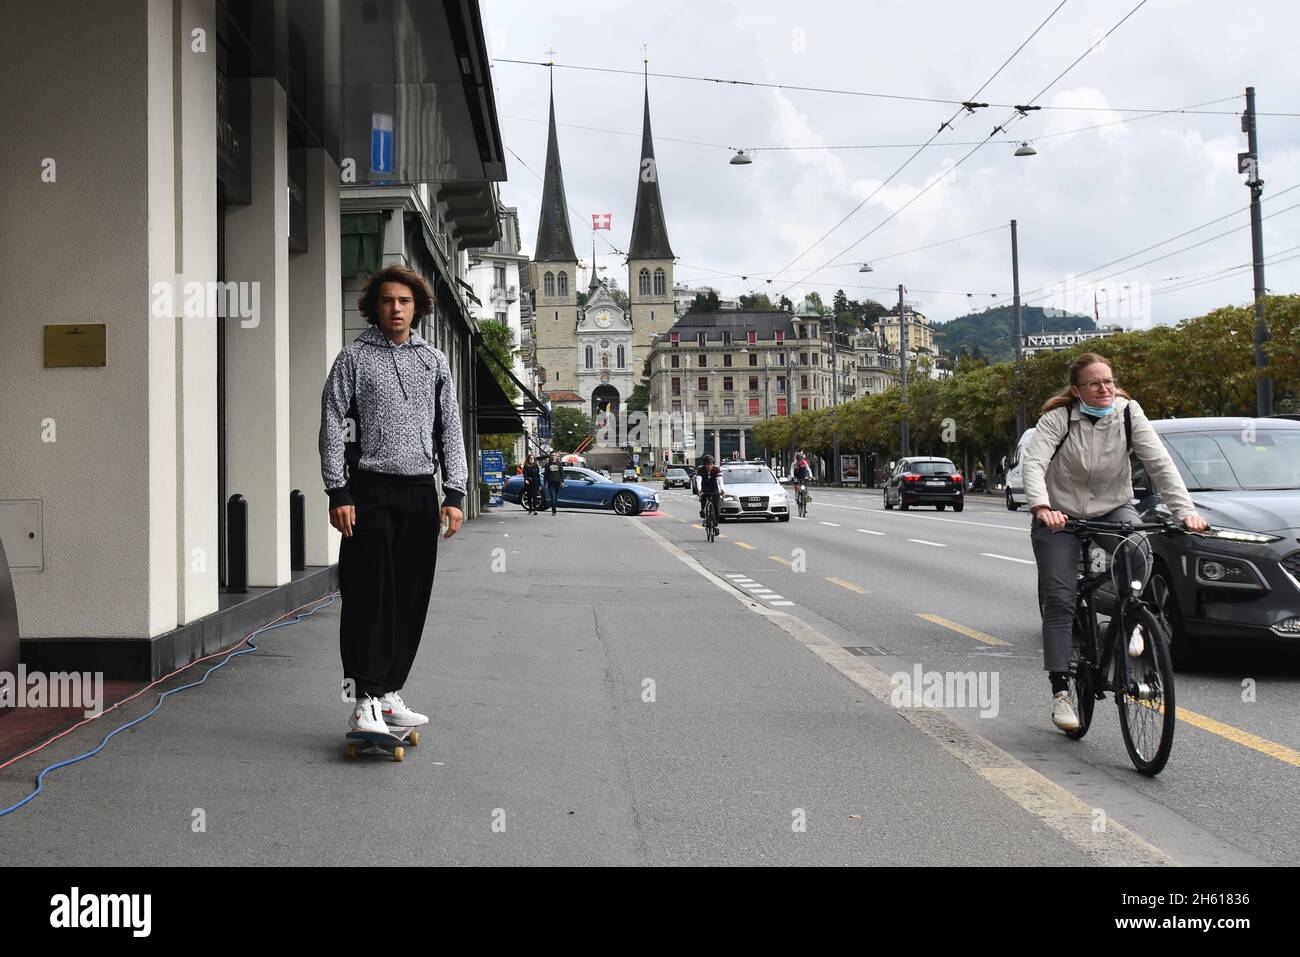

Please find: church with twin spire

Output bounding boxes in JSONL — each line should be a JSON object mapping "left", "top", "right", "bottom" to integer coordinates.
{"left": 528, "top": 69, "right": 675, "bottom": 439}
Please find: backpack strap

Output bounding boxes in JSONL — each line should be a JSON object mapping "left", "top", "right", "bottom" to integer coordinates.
{"left": 1050, "top": 403, "right": 1133, "bottom": 462}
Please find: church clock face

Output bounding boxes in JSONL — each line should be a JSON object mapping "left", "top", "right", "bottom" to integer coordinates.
{"left": 594, "top": 310, "right": 613, "bottom": 329}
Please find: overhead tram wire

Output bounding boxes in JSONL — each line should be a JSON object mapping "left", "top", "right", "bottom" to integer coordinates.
{"left": 759, "top": 0, "right": 1071, "bottom": 285}
{"left": 779, "top": 0, "right": 1158, "bottom": 298}
{"left": 491, "top": 59, "right": 1300, "bottom": 118}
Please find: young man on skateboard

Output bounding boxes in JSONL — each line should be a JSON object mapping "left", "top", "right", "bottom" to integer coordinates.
{"left": 319, "top": 265, "right": 467, "bottom": 736}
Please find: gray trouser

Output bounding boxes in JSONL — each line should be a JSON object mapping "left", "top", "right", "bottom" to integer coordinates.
{"left": 1031, "top": 503, "right": 1146, "bottom": 673}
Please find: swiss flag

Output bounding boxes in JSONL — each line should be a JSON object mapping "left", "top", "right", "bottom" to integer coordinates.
{"left": 592, "top": 213, "right": 612, "bottom": 230}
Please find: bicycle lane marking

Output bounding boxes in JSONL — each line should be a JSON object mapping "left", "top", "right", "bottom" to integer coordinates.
{"left": 626, "top": 514, "right": 1172, "bottom": 867}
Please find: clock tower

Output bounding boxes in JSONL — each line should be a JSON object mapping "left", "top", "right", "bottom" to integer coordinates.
{"left": 577, "top": 270, "right": 633, "bottom": 427}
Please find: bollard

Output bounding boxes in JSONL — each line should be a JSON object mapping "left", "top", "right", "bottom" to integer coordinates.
{"left": 227, "top": 494, "right": 248, "bottom": 594}
{"left": 290, "top": 489, "right": 305, "bottom": 571}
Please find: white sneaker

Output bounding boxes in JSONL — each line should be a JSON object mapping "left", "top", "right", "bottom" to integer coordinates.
{"left": 1128, "top": 623, "right": 1146, "bottom": 657}
{"left": 381, "top": 691, "right": 428, "bottom": 727}
{"left": 350, "top": 694, "right": 387, "bottom": 734}
{"left": 1051, "top": 691, "right": 1081, "bottom": 731}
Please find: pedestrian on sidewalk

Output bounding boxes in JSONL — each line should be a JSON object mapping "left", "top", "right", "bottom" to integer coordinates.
{"left": 319, "top": 264, "right": 467, "bottom": 736}
{"left": 543, "top": 452, "right": 565, "bottom": 515}
{"left": 522, "top": 454, "right": 542, "bottom": 514}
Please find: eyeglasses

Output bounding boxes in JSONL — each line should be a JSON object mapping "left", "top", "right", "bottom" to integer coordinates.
{"left": 1081, "top": 378, "right": 1116, "bottom": 390}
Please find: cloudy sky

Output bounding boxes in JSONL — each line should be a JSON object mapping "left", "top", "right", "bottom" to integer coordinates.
{"left": 481, "top": 0, "right": 1300, "bottom": 329}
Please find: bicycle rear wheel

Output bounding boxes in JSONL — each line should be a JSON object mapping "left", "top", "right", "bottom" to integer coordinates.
{"left": 705, "top": 502, "right": 717, "bottom": 542}
{"left": 1065, "top": 615, "right": 1095, "bottom": 741}
{"left": 1116, "top": 605, "right": 1176, "bottom": 775}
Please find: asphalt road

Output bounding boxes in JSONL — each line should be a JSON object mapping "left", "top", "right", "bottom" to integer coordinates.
{"left": 651, "top": 484, "right": 1300, "bottom": 866}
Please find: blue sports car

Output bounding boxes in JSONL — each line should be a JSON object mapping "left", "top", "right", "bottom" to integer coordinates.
{"left": 502, "top": 466, "right": 661, "bottom": 515}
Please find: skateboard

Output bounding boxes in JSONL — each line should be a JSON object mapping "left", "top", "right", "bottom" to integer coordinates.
{"left": 345, "top": 725, "right": 421, "bottom": 762}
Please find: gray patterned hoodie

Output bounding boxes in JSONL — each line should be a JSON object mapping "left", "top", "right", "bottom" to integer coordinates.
{"left": 319, "top": 325, "right": 468, "bottom": 511}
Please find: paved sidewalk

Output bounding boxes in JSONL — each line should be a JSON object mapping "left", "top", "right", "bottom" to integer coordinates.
{"left": 0, "top": 506, "right": 1089, "bottom": 865}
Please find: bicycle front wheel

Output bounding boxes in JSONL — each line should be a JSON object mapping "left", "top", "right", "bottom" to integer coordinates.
{"left": 1116, "top": 605, "right": 1176, "bottom": 775}
{"left": 1065, "top": 615, "right": 1095, "bottom": 741}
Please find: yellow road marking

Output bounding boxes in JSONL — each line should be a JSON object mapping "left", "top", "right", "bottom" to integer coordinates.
{"left": 769, "top": 556, "right": 792, "bottom": 566}
{"left": 1174, "top": 706, "right": 1300, "bottom": 768}
{"left": 734, "top": 541, "right": 755, "bottom": 550}
{"left": 916, "top": 613, "right": 1010, "bottom": 647}
{"left": 825, "top": 577, "right": 867, "bottom": 594}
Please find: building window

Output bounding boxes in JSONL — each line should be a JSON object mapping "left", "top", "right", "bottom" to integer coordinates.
{"left": 777, "top": 398, "right": 787, "bottom": 415}
{"left": 801, "top": 374, "right": 808, "bottom": 390}
{"left": 749, "top": 353, "right": 757, "bottom": 367}
{"left": 670, "top": 332, "right": 679, "bottom": 346}
{"left": 697, "top": 331, "right": 707, "bottom": 347}
{"left": 639, "top": 268, "right": 651, "bottom": 296}
{"left": 775, "top": 330, "right": 784, "bottom": 343}
{"left": 698, "top": 354, "right": 707, "bottom": 367}
{"left": 801, "top": 397, "right": 809, "bottom": 410}
{"left": 557, "top": 272, "right": 569, "bottom": 296}
{"left": 671, "top": 377, "right": 681, "bottom": 396}
{"left": 777, "top": 377, "right": 786, "bottom": 394}
{"left": 585, "top": 346, "right": 593, "bottom": 369}
{"left": 813, "top": 353, "right": 820, "bottom": 366}
{"left": 723, "top": 331, "right": 732, "bottom": 346}
{"left": 554, "top": 311, "right": 558, "bottom": 321}
{"left": 544, "top": 271, "right": 555, "bottom": 297}
{"left": 777, "top": 353, "right": 786, "bottom": 366}
{"left": 651, "top": 310, "right": 655, "bottom": 321}
{"left": 494, "top": 265, "right": 506, "bottom": 287}
{"left": 671, "top": 400, "right": 682, "bottom": 414}
{"left": 723, "top": 354, "right": 732, "bottom": 367}
{"left": 747, "top": 330, "right": 757, "bottom": 346}
{"left": 671, "top": 354, "right": 680, "bottom": 368}
{"left": 724, "top": 399, "right": 735, "bottom": 416}
{"left": 800, "top": 352, "right": 808, "bottom": 365}
{"left": 748, "top": 375, "right": 758, "bottom": 390}
{"left": 748, "top": 398, "right": 759, "bottom": 416}
{"left": 617, "top": 345, "right": 625, "bottom": 368}
{"left": 723, "top": 376, "right": 733, "bottom": 391}
{"left": 495, "top": 311, "right": 507, "bottom": 323}
{"left": 654, "top": 268, "right": 666, "bottom": 296}
{"left": 698, "top": 399, "right": 709, "bottom": 415}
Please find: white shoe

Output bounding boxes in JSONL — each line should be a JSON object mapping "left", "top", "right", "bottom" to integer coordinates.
{"left": 1051, "top": 691, "right": 1081, "bottom": 731}
{"left": 350, "top": 694, "right": 387, "bottom": 734}
{"left": 381, "top": 691, "right": 428, "bottom": 727}
{"left": 1128, "top": 623, "right": 1146, "bottom": 657}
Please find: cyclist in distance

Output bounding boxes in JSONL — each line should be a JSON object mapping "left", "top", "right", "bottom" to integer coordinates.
{"left": 693, "top": 454, "right": 726, "bottom": 522}
{"left": 792, "top": 454, "right": 812, "bottom": 514}
{"left": 1021, "top": 352, "right": 1207, "bottom": 732}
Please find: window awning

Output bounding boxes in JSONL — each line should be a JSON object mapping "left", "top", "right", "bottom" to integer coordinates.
{"left": 473, "top": 353, "right": 524, "bottom": 434}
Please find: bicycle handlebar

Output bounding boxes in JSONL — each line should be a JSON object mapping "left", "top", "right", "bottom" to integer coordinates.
{"left": 1061, "top": 518, "right": 1199, "bottom": 536}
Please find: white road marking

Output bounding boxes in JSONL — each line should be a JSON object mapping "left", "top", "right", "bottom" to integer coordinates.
{"left": 857, "top": 528, "right": 885, "bottom": 536}
{"left": 908, "top": 539, "right": 948, "bottom": 547}
{"left": 769, "top": 601, "right": 797, "bottom": 606}
{"left": 983, "top": 552, "right": 1034, "bottom": 565}
{"left": 819, "top": 522, "right": 841, "bottom": 527}
{"left": 724, "top": 573, "right": 747, "bottom": 579}
{"left": 815, "top": 500, "right": 1025, "bottom": 532}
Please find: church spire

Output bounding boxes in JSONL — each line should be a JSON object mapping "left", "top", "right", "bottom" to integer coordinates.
{"left": 589, "top": 235, "right": 601, "bottom": 291}
{"left": 533, "top": 73, "right": 577, "bottom": 263}
{"left": 627, "top": 64, "right": 674, "bottom": 260}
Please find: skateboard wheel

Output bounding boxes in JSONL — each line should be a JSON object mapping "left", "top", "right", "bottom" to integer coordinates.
{"left": 408, "top": 731, "right": 420, "bottom": 747}
{"left": 393, "top": 747, "right": 405, "bottom": 762}
{"left": 346, "top": 743, "right": 358, "bottom": 759}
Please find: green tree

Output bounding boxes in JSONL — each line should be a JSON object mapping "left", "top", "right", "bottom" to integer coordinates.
{"left": 478, "top": 319, "right": 519, "bottom": 402}
{"left": 739, "top": 292, "right": 775, "bottom": 311}
{"left": 778, "top": 295, "right": 794, "bottom": 312}
{"left": 551, "top": 407, "right": 596, "bottom": 452}
{"left": 691, "top": 290, "right": 721, "bottom": 312}
{"left": 804, "top": 291, "right": 826, "bottom": 315}
{"left": 605, "top": 275, "right": 631, "bottom": 312}
{"left": 832, "top": 289, "right": 849, "bottom": 316}
{"left": 627, "top": 353, "right": 653, "bottom": 412}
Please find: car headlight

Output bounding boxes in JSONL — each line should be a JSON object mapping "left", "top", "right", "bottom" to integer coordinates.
{"left": 1197, "top": 527, "right": 1282, "bottom": 545}
{"left": 1195, "top": 557, "right": 1268, "bottom": 590}
{"left": 723, "top": 494, "right": 737, "bottom": 502}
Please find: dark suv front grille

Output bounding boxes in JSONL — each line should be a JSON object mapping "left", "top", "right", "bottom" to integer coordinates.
{"left": 1282, "top": 550, "right": 1300, "bottom": 582}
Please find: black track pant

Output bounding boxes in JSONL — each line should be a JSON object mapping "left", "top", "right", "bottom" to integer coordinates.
{"left": 338, "top": 470, "right": 440, "bottom": 699}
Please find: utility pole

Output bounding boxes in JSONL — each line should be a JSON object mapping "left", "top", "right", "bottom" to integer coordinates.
{"left": 1242, "top": 86, "right": 1272, "bottom": 416}
{"left": 1011, "top": 219, "right": 1026, "bottom": 436}
{"left": 898, "top": 284, "right": 910, "bottom": 458}
{"left": 831, "top": 312, "right": 840, "bottom": 485}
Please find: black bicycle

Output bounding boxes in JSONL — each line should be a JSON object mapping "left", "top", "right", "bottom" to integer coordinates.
{"left": 703, "top": 496, "right": 719, "bottom": 543}
{"left": 1061, "top": 518, "right": 1190, "bottom": 776}
{"left": 796, "top": 483, "right": 809, "bottom": 518}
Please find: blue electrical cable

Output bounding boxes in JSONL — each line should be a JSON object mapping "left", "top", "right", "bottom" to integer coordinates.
{"left": 0, "top": 593, "right": 339, "bottom": 819}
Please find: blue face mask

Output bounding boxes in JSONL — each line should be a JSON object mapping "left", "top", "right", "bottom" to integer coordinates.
{"left": 1077, "top": 398, "right": 1116, "bottom": 416}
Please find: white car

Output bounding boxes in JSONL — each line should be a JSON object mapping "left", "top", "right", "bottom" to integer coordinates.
{"left": 718, "top": 463, "right": 790, "bottom": 522}
{"left": 1004, "top": 428, "right": 1036, "bottom": 510}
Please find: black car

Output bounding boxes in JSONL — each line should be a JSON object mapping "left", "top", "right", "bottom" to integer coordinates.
{"left": 883, "top": 457, "right": 965, "bottom": 511}
{"left": 663, "top": 468, "right": 691, "bottom": 489}
{"left": 1108, "top": 417, "right": 1300, "bottom": 667}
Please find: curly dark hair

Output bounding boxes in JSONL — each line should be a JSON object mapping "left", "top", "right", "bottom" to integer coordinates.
{"left": 357, "top": 264, "right": 434, "bottom": 324}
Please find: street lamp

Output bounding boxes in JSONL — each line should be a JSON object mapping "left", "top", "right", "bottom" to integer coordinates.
{"left": 858, "top": 262, "right": 874, "bottom": 273}
{"left": 1014, "top": 142, "right": 1037, "bottom": 157}
{"left": 730, "top": 149, "right": 754, "bottom": 165}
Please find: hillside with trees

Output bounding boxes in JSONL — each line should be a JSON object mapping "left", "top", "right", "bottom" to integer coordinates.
{"left": 932, "top": 305, "right": 1095, "bottom": 362}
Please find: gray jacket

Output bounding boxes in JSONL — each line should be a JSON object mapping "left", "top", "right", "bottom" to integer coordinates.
{"left": 1022, "top": 396, "right": 1195, "bottom": 521}
{"left": 319, "top": 326, "right": 468, "bottom": 511}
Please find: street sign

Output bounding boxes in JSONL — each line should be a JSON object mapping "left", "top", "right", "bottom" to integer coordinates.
{"left": 371, "top": 113, "right": 394, "bottom": 175}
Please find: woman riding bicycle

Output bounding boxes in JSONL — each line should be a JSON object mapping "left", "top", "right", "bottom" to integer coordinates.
{"left": 1021, "top": 353, "right": 1206, "bottom": 732}
{"left": 522, "top": 453, "right": 542, "bottom": 514}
